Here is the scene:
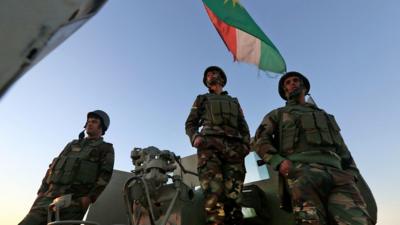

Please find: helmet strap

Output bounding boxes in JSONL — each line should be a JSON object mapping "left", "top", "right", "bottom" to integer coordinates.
{"left": 79, "top": 130, "right": 85, "bottom": 140}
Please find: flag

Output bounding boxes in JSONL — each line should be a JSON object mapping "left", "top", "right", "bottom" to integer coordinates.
{"left": 203, "top": 0, "right": 286, "bottom": 73}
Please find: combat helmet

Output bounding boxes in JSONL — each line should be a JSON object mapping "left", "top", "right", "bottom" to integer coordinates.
{"left": 203, "top": 66, "right": 227, "bottom": 87}
{"left": 87, "top": 110, "right": 110, "bottom": 135}
{"left": 278, "top": 71, "right": 310, "bottom": 100}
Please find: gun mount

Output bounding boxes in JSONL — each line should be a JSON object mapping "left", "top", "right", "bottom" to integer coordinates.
{"left": 124, "top": 146, "right": 196, "bottom": 225}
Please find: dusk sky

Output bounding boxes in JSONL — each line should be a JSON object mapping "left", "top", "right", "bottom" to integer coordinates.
{"left": 1, "top": 1, "right": 399, "bottom": 224}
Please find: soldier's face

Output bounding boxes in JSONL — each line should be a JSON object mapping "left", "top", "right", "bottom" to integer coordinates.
{"left": 206, "top": 71, "right": 223, "bottom": 87}
{"left": 283, "top": 76, "right": 301, "bottom": 96}
{"left": 207, "top": 71, "right": 219, "bottom": 80}
{"left": 85, "top": 117, "right": 102, "bottom": 137}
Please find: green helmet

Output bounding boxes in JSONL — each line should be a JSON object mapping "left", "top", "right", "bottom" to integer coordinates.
{"left": 87, "top": 110, "right": 110, "bottom": 135}
{"left": 278, "top": 71, "right": 310, "bottom": 100}
{"left": 203, "top": 66, "right": 227, "bottom": 87}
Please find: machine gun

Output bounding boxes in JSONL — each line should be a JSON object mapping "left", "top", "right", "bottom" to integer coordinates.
{"left": 123, "top": 146, "right": 197, "bottom": 225}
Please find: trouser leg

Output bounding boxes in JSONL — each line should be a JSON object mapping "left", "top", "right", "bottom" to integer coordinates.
{"left": 18, "top": 211, "right": 48, "bottom": 225}
{"left": 222, "top": 162, "right": 245, "bottom": 225}
{"left": 286, "top": 164, "right": 330, "bottom": 225}
{"left": 19, "top": 196, "right": 52, "bottom": 225}
{"left": 221, "top": 140, "right": 246, "bottom": 225}
{"left": 198, "top": 148, "right": 225, "bottom": 225}
{"left": 327, "top": 168, "right": 373, "bottom": 225}
{"left": 19, "top": 196, "right": 87, "bottom": 225}
{"left": 58, "top": 198, "right": 87, "bottom": 224}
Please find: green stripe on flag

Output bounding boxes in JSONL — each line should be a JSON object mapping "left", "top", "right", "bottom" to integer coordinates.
{"left": 260, "top": 42, "right": 286, "bottom": 73}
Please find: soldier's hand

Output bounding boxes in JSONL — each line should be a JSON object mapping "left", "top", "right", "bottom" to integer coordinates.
{"left": 279, "top": 160, "right": 292, "bottom": 177}
{"left": 193, "top": 136, "right": 204, "bottom": 148}
{"left": 80, "top": 196, "right": 91, "bottom": 209}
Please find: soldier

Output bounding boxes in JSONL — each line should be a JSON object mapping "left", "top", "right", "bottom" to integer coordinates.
{"left": 185, "top": 66, "right": 250, "bottom": 225}
{"left": 253, "top": 72, "right": 373, "bottom": 225}
{"left": 19, "top": 110, "right": 115, "bottom": 225}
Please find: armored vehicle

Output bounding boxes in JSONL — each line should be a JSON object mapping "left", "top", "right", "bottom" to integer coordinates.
{"left": 77, "top": 146, "right": 376, "bottom": 225}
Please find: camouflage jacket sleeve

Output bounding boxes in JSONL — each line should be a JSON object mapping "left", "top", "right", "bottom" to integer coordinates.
{"left": 87, "top": 143, "right": 115, "bottom": 202}
{"left": 335, "top": 130, "right": 359, "bottom": 175}
{"left": 326, "top": 113, "right": 359, "bottom": 175}
{"left": 185, "top": 95, "right": 204, "bottom": 145}
{"left": 37, "top": 142, "right": 72, "bottom": 194}
{"left": 37, "top": 168, "right": 51, "bottom": 194}
{"left": 254, "top": 109, "right": 287, "bottom": 170}
{"left": 236, "top": 100, "right": 251, "bottom": 145}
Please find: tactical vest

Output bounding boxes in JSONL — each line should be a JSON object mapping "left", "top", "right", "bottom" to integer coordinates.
{"left": 278, "top": 105, "right": 344, "bottom": 155}
{"left": 47, "top": 141, "right": 100, "bottom": 185}
{"left": 202, "top": 93, "right": 239, "bottom": 128}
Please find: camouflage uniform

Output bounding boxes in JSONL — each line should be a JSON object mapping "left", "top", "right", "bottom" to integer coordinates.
{"left": 185, "top": 92, "right": 250, "bottom": 225}
{"left": 254, "top": 99, "right": 372, "bottom": 225}
{"left": 19, "top": 137, "right": 114, "bottom": 225}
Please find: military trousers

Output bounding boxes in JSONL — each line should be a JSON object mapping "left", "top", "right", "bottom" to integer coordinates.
{"left": 196, "top": 136, "right": 248, "bottom": 225}
{"left": 19, "top": 196, "right": 87, "bottom": 225}
{"left": 285, "top": 163, "right": 372, "bottom": 225}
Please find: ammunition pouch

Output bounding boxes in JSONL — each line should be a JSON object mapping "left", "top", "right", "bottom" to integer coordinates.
{"left": 281, "top": 126, "right": 298, "bottom": 152}
{"left": 300, "top": 111, "right": 343, "bottom": 147}
{"left": 203, "top": 94, "right": 239, "bottom": 128}
{"left": 280, "top": 107, "right": 344, "bottom": 153}
{"left": 47, "top": 156, "right": 98, "bottom": 185}
{"left": 75, "top": 159, "right": 98, "bottom": 184}
{"left": 300, "top": 112, "right": 323, "bottom": 145}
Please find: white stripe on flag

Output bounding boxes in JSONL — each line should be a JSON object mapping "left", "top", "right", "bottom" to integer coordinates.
{"left": 236, "top": 29, "right": 261, "bottom": 65}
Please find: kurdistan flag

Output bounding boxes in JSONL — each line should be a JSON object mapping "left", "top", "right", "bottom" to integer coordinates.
{"left": 203, "top": 0, "right": 286, "bottom": 73}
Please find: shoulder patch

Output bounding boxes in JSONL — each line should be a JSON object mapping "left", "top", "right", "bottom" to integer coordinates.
{"left": 231, "top": 97, "right": 239, "bottom": 103}
{"left": 99, "top": 142, "right": 114, "bottom": 153}
{"left": 102, "top": 142, "right": 113, "bottom": 146}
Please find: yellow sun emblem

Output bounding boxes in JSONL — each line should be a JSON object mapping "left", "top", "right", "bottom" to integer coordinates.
{"left": 224, "top": 0, "right": 241, "bottom": 7}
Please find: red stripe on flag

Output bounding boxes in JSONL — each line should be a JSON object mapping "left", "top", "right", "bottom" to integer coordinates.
{"left": 204, "top": 5, "right": 237, "bottom": 60}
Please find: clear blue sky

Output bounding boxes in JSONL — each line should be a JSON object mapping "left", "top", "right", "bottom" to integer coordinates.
{"left": 1, "top": 1, "right": 399, "bottom": 224}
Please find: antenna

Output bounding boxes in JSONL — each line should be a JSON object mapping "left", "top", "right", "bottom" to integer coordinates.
{"left": 306, "top": 94, "right": 318, "bottom": 107}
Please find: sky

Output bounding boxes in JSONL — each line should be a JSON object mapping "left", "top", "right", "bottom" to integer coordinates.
{"left": 1, "top": 0, "right": 399, "bottom": 224}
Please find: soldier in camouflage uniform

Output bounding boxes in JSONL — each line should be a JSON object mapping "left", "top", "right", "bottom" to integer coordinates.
{"left": 185, "top": 66, "right": 250, "bottom": 225}
{"left": 253, "top": 72, "right": 373, "bottom": 225}
{"left": 19, "top": 110, "right": 115, "bottom": 225}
